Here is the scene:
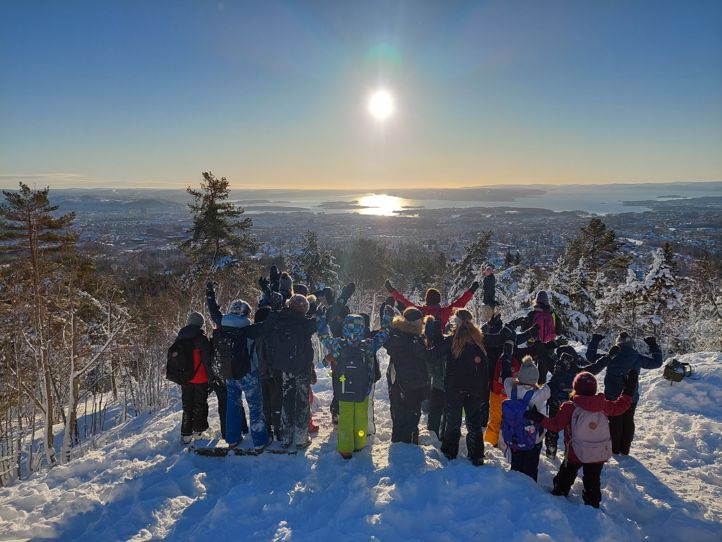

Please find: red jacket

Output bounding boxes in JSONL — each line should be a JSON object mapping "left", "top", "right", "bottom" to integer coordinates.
{"left": 492, "top": 355, "right": 521, "bottom": 396}
{"left": 188, "top": 347, "right": 208, "bottom": 384}
{"left": 390, "top": 288, "right": 475, "bottom": 327}
{"left": 541, "top": 393, "right": 632, "bottom": 464}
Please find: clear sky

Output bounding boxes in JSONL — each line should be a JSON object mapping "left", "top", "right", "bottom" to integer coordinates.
{"left": 1, "top": 0, "right": 721, "bottom": 189}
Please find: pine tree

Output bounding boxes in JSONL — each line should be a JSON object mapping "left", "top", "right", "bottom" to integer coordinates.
{"left": 640, "top": 247, "right": 683, "bottom": 346}
{"left": 596, "top": 268, "right": 644, "bottom": 336}
{"left": 291, "top": 230, "right": 338, "bottom": 290}
{"left": 181, "top": 172, "right": 258, "bottom": 303}
{"left": 563, "top": 218, "right": 628, "bottom": 277}
{"left": 0, "top": 183, "right": 77, "bottom": 467}
{"left": 450, "top": 231, "right": 492, "bottom": 298}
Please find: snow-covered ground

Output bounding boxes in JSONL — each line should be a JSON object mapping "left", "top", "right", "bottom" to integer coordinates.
{"left": 1, "top": 352, "right": 721, "bottom": 541}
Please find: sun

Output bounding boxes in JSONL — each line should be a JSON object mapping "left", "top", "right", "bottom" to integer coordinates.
{"left": 367, "top": 89, "right": 394, "bottom": 122}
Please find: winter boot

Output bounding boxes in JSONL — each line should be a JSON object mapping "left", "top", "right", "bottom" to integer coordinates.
{"left": 340, "top": 452, "right": 352, "bottom": 460}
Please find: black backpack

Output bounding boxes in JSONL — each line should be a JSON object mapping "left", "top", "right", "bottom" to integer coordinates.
{"left": 166, "top": 337, "right": 199, "bottom": 384}
{"left": 212, "top": 327, "right": 251, "bottom": 380}
{"left": 267, "top": 319, "right": 311, "bottom": 374}
{"left": 663, "top": 359, "right": 693, "bottom": 384}
{"left": 333, "top": 344, "right": 371, "bottom": 401}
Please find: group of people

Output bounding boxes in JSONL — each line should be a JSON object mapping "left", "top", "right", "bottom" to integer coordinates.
{"left": 169, "top": 264, "right": 664, "bottom": 509}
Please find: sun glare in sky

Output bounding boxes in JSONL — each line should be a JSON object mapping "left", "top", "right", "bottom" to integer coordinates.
{"left": 367, "top": 89, "right": 395, "bottom": 122}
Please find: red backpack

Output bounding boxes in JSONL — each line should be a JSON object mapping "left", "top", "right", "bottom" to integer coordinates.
{"left": 532, "top": 311, "right": 556, "bottom": 343}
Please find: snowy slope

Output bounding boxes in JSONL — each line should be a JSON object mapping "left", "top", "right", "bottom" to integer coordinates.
{"left": 1, "top": 352, "right": 721, "bottom": 541}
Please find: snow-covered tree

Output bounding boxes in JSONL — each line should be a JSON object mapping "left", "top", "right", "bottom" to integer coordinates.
{"left": 291, "top": 230, "right": 339, "bottom": 290}
{"left": 639, "top": 247, "right": 683, "bottom": 349}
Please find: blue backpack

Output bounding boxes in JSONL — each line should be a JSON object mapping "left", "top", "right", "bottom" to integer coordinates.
{"left": 502, "top": 385, "right": 542, "bottom": 452}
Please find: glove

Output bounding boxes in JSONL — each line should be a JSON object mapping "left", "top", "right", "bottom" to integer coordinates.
{"left": 643, "top": 336, "right": 658, "bottom": 348}
{"left": 469, "top": 280, "right": 480, "bottom": 293}
{"left": 341, "top": 282, "right": 356, "bottom": 301}
{"left": 608, "top": 345, "right": 620, "bottom": 358}
{"left": 384, "top": 279, "right": 395, "bottom": 293}
{"left": 524, "top": 405, "right": 544, "bottom": 423}
{"left": 623, "top": 370, "right": 639, "bottom": 396}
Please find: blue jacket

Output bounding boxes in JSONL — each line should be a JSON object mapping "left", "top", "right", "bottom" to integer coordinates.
{"left": 603, "top": 344, "right": 662, "bottom": 402}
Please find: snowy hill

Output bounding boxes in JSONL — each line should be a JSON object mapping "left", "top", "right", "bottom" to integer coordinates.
{"left": 1, "top": 352, "right": 721, "bottom": 541}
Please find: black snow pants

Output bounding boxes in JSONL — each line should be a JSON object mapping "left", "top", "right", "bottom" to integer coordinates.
{"left": 427, "top": 387, "right": 446, "bottom": 440}
{"left": 389, "top": 382, "right": 426, "bottom": 444}
{"left": 275, "top": 370, "right": 311, "bottom": 448}
{"left": 553, "top": 458, "right": 604, "bottom": 508}
{"left": 181, "top": 383, "right": 209, "bottom": 436}
{"left": 261, "top": 376, "right": 282, "bottom": 441}
{"left": 609, "top": 402, "right": 637, "bottom": 455}
{"left": 441, "top": 390, "right": 486, "bottom": 464}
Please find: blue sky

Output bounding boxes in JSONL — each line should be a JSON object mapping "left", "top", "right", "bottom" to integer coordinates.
{"left": 1, "top": 0, "right": 721, "bottom": 189}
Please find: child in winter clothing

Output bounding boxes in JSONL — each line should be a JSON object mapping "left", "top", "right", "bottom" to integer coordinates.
{"left": 254, "top": 306, "right": 282, "bottom": 442}
{"left": 206, "top": 283, "right": 269, "bottom": 451}
{"left": 526, "top": 370, "right": 637, "bottom": 508}
{"left": 317, "top": 306, "right": 393, "bottom": 458}
{"left": 424, "top": 315, "right": 447, "bottom": 440}
{"left": 384, "top": 278, "right": 480, "bottom": 327}
{"left": 544, "top": 345, "right": 609, "bottom": 457}
{"left": 436, "top": 309, "right": 489, "bottom": 465}
{"left": 503, "top": 356, "right": 550, "bottom": 481}
{"left": 175, "top": 312, "right": 212, "bottom": 444}
{"left": 385, "top": 307, "right": 432, "bottom": 444}
{"left": 588, "top": 332, "right": 662, "bottom": 455}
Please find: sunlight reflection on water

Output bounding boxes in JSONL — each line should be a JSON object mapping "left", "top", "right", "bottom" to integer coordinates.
{"left": 357, "top": 194, "right": 407, "bottom": 216}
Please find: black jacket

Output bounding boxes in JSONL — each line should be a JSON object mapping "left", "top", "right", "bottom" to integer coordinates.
{"left": 265, "top": 308, "right": 317, "bottom": 375}
{"left": 385, "top": 319, "right": 430, "bottom": 393}
{"left": 444, "top": 343, "right": 489, "bottom": 396}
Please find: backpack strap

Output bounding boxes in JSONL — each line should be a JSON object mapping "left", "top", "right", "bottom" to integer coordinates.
{"left": 511, "top": 383, "right": 518, "bottom": 400}
{"left": 522, "top": 388, "right": 535, "bottom": 409}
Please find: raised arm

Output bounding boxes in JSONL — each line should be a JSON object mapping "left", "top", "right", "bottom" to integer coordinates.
{"left": 638, "top": 337, "right": 663, "bottom": 369}
{"left": 316, "top": 311, "right": 336, "bottom": 352}
{"left": 206, "top": 282, "right": 223, "bottom": 328}
{"left": 446, "top": 282, "right": 478, "bottom": 310}
{"left": 371, "top": 308, "right": 394, "bottom": 352}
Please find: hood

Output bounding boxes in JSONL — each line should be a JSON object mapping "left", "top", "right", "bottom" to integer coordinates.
{"left": 222, "top": 313, "right": 251, "bottom": 329}
{"left": 342, "top": 314, "right": 366, "bottom": 342}
{"left": 178, "top": 324, "right": 203, "bottom": 340}
{"left": 391, "top": 316, "right": 423, "bottom": 336}
{"left": 572, "top": 393, "right": 607, "bottom": 412}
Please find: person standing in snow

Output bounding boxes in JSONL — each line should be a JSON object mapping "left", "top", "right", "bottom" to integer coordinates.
{"left": 503, "top": 356, "right": 550, "bottom": 480}
{"left": 434, "top": 309, "right": 489, "bottom": 465}
{"left": 525, "top": 371, "right": 638, "bottom": 508}
{"left": 587, "top": 332, "right": 663, "bottom": 455}
{"left": 207, "top": 282, "right": 269, "bottom": 451}
{"left": 253, "top": 306, "right": 281, "bottom": 442}
{"left": 385, "top": 307, "right": 432, "bottom": 444}
{"left": 317, "top": 306, "right": 393, "bottom": 459}
{"left": 173, "top": 312, "right": 212, "bottom": 444}
{"left": 384, "top": 278, "right": 480, "bottom": 328}
{"left": 266, "top": 294, "right": 317, "bottom": 449}
{"left": 508, "top": 290, "right": 563, "bottom": 385}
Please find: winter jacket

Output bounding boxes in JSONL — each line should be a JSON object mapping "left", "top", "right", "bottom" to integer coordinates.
{"left": 176, "top": 324, "right": 212, "bottom": 384}
{"left": 318, "top": 312, "right": 391, "bottom": 400}
{"left": 385, "top": 318, "right": 431, "bottom": 393}
{"left": 444, "top": 343, "right": 490, "bottom": 397}
{"left": 389, "top": 288, "right": 475, "bottom": 327}
{"left": 211, "top": 314, "right": 255, "bottom": 380}
{"left": 541, "top": 393, "right": 633, "bottom": 464}
{"left": 482, "top": 315, "right": 536, "bottom": 372}
{"left": 503, "top": 379, "right": 551, "bottom": 444}
{"left": 549, "top": 354, "right": 608, "bottom": 403}
{"left": 265, "top": 308, "right": 317, "bottom": 375}
{"left": 603, "top": 344, "right": 662, "bottom": 403}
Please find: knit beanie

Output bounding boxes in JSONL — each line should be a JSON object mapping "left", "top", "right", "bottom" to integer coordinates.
{"left": 425, "top": 288, "right": 441, "bottom": 307}
{"left": 288, "top": 294, "right": 309, "bottom": 314}
{"left": 615, "top": 331, "right": 633, "bottom": 347}
{"left": 517, "top": 355, "right": 539, "bottom": 386}
{"left": 479, "top": 304, "right": 494, "bottom": 323}
{"left": 573, "top": 371, "right": 598, "bottom": 396}
{"left": 228, "top": 299, "right": 251, "bottom": 317}
{"left": 293, "top": 283, "right": 308, "bottom": 296}
{"left": 280, "top": 272, "right": 293, "bottom": 295}
{"left": 187, "top": 311, "right": 204, "bottom": 328}
{"left": 403, "top": 307, "right": 424, "bottom": 322}
{"left": 534, "top": 290, "right": 550, "bottom": 308}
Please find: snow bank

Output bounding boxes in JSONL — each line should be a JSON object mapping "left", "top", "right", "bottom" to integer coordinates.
{"left": 1, "top": 352, "right": 720, "bottom": 541}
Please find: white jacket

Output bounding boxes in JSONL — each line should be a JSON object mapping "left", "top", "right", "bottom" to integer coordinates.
{"left": 503, "top": 378, "right": 551, "bottom": 444}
